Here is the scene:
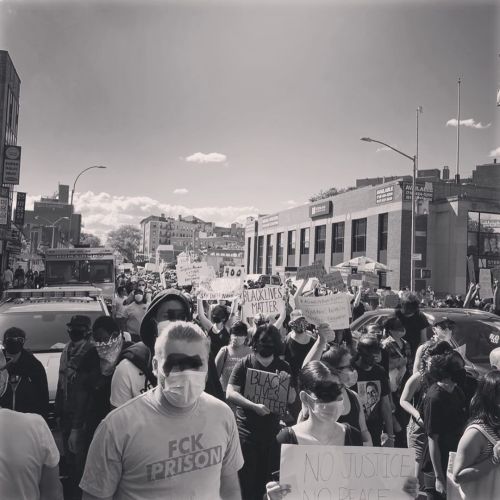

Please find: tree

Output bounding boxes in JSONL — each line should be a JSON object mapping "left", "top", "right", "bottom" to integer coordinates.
{"left": 309, "top": 186, "right": 356, "bottom": 202}
{"left": 80, "top": 232, "right": 102, "bottom": 247}
{"left": 106, "top": 225, "right": 141, "bottom": 264}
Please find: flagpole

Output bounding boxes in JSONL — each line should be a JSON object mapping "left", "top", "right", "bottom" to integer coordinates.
{"left": 455, "top": 77, "right": 461, "bottom": 184}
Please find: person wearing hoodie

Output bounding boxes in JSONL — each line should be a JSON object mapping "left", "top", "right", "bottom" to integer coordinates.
{"left": 110, "top": 288, "right": 225, "bottom": 408}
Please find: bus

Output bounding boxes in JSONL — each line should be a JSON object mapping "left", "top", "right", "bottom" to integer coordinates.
{"left": 44, "top": 248, "right": 116, "bottom": 304}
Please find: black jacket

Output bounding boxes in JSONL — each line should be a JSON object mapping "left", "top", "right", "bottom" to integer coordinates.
{"left": 0, "top": 349, "right": 49, "bottom": 419}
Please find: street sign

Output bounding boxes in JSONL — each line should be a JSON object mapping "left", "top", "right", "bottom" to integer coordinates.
{"left": 2, "top": 145, "right": 21, "bottom": 185}
{"left": 412, "top": 253, "right": 422, "bottom": 261}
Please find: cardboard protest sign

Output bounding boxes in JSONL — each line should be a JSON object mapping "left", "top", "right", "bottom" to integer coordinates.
{"left": 242, "top": 286, "right": 285, "bottom": 320}
{"left": 296, "top": 293, "right": 350, "bottom": 332}
{"left": 350, "top": 279, "right": 363, "bottom": 288}
{"left": 176, "top": 262, "right": 214, "bottom": 287}
{"left": 322, "top": 270, "right": 345, "bottom": 290}
{"left": 243, "top": 368, "right": 290, "bottom": 418}
{"left": 296, "top": 261, "right": 327, "bottom": 281}
{"left": 280, "top": 444, "right": 415, "bottom": 500}
{"left": 381, "top": 292, "right": 399, "bottom": 308}
{"left": 197, "top": 277, "right": 243, "bottom": 300}
{"left": 479, "top": 268, "right": 494, "bottom": 298}
{"left": 222, "top": 265, "right": 246, "bottom": 281}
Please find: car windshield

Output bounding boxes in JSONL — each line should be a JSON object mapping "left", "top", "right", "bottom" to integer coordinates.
{"left": 45, "top": 260, "right": 114, "bottom": 284}
{"left": 0, "top": 311, "right": 104, "bottom": 352}
{"left": 454, "top": 319, "right": 500, "bottom": 364}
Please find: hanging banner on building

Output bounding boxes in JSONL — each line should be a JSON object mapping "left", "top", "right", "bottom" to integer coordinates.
{"left": 279, "top": 444, "right": 415, "bottom": 500}
{"left": 402, "top": 182, "right": 433, "bottom": 201}
{"left": 242, "top": 286, "right": 286, "bottom": 319}
{"left": 479, "top": 268, "right": 494, "bottom": 299}
{"left": 296, "top": 261, "right": 327, "bottom": 281}
{"left": 14, "top": 192, "right": 26, "bottom": 226}
{"left": 0, "top": 188, "right": 9, "bottom": 226}
{"left": 2, "top": 145, "right": 21, "bottom": 185}
{"left": 197, "top": 277, "right": 243, "bottom": 300}
{"left": 243, "top": 368, "right": 290, "bottom": 418}
{"left": 296, "top": 293, "right": 350, "bottom": 332}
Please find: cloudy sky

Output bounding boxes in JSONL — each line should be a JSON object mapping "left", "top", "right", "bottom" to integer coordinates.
{"left": 1, "top": 0, "right": 498, "bottom": 239}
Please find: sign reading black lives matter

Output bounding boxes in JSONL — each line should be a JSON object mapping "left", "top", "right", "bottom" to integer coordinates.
{"left": 242, "top": 286, "right": 285, "bottom": 320}
{"left": 243, "top": 369, "right": 290, "bottom": 418}
{"left": 2, "top": 145, "right": 21, "bottom": 185}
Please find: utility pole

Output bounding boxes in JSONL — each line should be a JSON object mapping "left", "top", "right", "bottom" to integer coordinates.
{"left": 456, "top": 78, "right": 461, "bottom": 184}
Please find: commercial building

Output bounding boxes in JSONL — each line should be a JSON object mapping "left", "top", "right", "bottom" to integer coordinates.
{"left": 0, "top": 50, "right": 21, "bottom": 270}
{"left": 245, "top": 162, "right": 500, "bottom": 295}
{"left": 23, "top": 184, "right": 82, "bottom": 251}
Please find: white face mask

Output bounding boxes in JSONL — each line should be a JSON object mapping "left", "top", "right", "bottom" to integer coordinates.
{"left": 341, "top": 368, "right": 358, "bottom": 388}
{"left": 160, "top": 369, "right": 207, "bottom": 408}
{"left": 309, "top": 396, "right": 344, "bottom": 422}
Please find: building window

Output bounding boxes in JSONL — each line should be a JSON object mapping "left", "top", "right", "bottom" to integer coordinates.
{"left": 352, "top": 218, "right": 367, "bottom": 254}
{"left": 378, "top": 213, "right": 388, "bottom": 251}
{"left": 300, "top": 228, "right": 310, "bottom": 255}
{"left": 247, "top": 237, "right": 252, "bottom": 273}
{"left": 266, "top": 235, "right": 273, "bottom": 275}
{"left": 276, "top": 232, "right": 284, "bottom": 266}
{"left": 332, "top": 222, "right": 345, "bottom": 253}
{"left": 257, "top": 236, "right": 264, "bottom": 273}
{"left": 314, "top": 225, "right": 326, "bottom": 257}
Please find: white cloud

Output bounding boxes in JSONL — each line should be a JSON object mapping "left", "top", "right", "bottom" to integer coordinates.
{"left": 185, "top": 152, "right": 227, "bottom": 164}
{"left": 376, "top": 146, "right": 392, "bottom": 152}
{"left": 285, "top": 200, "right": 297, "bottom": 206}
{"left": 173, "top": 188, "right": 189, "bottom": 195}
{"left": 446, "top": 118, "right": 491, "bottom": 129}
{"left": 490, "top": 147, "right": 500, "bottom": 158}
{"left": 66, "top": 191, "right": 258, "bottom": 241}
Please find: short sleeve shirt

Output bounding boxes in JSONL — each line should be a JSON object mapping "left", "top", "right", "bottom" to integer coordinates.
{"left": 395, "top": 310, "right": 429, "bottom": 357}
{"left": 0, "top": 409, "right": 59, "bottom": 500}
{"left": 80, "top": 389, "right": 243, "bottom": 500}
{"left": 110, "top": 359, "right": 153, "bottom": 408}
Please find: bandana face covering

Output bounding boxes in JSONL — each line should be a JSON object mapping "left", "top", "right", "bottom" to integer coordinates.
{"left": 94, "top": 335, "right": 123, "bottom": 375}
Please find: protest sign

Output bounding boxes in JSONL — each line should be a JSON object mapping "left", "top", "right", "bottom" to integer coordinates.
{"left": 296, "top": 293, "right": 350, "bottom": 332}
{"left": 381, "top": 292, "right": 399, "bottom": 308}
{"left": 280, "top": 444, "right": 415, "bottom": 500}
{"left": 176, "top": 261, "right": 214, "bottom": 287}
{"left": 479, "top": 268, "right": 494, "bottom": 298}
{"left": 242, "top": 286, "right": 285, "bottom": 319}
{"left": 243, "top": 368, "right": 290, "bottom": 417}
{"left": 197, "top": 277, "right": 243, "bottom": 300}
{"left": 350, "top": 279, "right": 363, "bottom": 288}
{"left": 223, "top": 265, "right": 246, "bottom": 281}
{"left": 296, "top": 261, "right": 327, "bottom": 281}
{"left": 322, "top": 270, "right": 345, "bottom": 290}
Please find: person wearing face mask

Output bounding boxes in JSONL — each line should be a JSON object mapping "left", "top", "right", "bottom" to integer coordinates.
{"left": 122, "top": 279, "right": 149, "bottom": 306}
{"left": 67, "top": 317, "right": 132, "bottom": 468}
{"left": 111, "top": 288, "right": 224, "bottom": 408}
{"left": 197, "top": 299, "right": 232, "bottom": 358}
{"left": 80, "top": 321, "right": 244, "bottom": 500}
{"left": 0, "top": 327, "right": 49, "bottom": 418}
{"left": 265, "top": 361, "right": 418, "bottom": 500}
{"left": 227, "top": 324, "right": 295, "bottom": 500}
{"left": 353, "top": 334, "right": 394, "bottom": 447}
{"left": 123, "top": 289, "right": 148, "bottom": 342}
{"left": 55, "top": 315, "right": 93, "bottom": 499}
{"left": 0, "top": 349, "right": 64, "bottom": 500}
{"left": 395, "top": 292, "right": 430, "bottom": 361}
{"left": 215, "top": 321, "right": 252, "bottom": 394}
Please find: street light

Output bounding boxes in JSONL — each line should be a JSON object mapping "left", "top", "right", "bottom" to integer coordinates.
{"left": 69, "top": 165, "right": 106, "bottom": 243}
{"left": 35, "top": 216, "right": 69, "bottom": 248}
{"left": 361, "top": 137, "right": 417, "bottom": 292}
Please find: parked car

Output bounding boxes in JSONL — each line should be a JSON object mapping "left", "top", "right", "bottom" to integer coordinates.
{"left": 245, "top": 274, "right": 282, "bottom": 288}
{"left": 350, "top": 308, "right": 500, "bottom": 375}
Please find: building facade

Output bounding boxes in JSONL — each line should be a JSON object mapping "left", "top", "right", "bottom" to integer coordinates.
{"left": 245, "top": 163, "right": 500, "bottom": 295}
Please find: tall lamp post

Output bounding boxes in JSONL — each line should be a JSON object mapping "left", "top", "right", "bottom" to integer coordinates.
{"left": 361, "top": 137, "right": 417, "bottom": 292}
{"left": 69, "top": 165, "right": 106, "bottom": 244}
{"left": 35, "top": 216, "right": 69, "bottom": 248}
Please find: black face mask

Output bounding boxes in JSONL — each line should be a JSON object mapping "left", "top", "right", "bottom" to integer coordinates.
{"left": 212, "top": 315, "right": 225, "bottom": 324}
{"left": 4, "top": 338, "right": 23, "bottom": 355}
{"left": 68, "top": 330, "right": 86, "bottom": 343}
{"left": 451, "top": 367, "right": 467, "bottom": 386}
{"left": 256, "top": 344, "right": 275, "bottom": 358}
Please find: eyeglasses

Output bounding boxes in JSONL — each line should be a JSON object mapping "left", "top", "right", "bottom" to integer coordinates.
{"left": 4, "top": 336, "right": 25, "bottom": 343}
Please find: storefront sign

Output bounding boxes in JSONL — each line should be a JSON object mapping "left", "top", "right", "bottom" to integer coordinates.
{"left": 376, "top": 185, "right": 394, "bottom": 204}
{"left": 2, "top": 145, "right": 21, "bottom": 185}
{"left": 309, "top": 200, "right": 332, "bottom": 218}
{"left": 14, "top": 192, "right": 26, "bottom": 226}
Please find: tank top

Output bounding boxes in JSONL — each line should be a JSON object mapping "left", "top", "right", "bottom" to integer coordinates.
{"left": 338, "top": 388, "right": 361, "bottom": 431}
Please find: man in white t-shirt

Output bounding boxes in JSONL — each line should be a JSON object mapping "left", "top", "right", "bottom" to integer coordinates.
{"left": 0, "top": 350, "right": 63, "bottom": 500}
{"left": 81, "top": 321, "right": 243, "bottom": 500}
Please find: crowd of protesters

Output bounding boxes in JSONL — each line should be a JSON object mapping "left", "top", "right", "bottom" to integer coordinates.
{"left": 1, "top": 264, "right": 500, "bottom": 500}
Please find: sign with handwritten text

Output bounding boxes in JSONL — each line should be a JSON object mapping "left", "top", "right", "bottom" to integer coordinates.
{"left": 242, "top": 286, "right": 285, "bottom": 320}
{"left": 280, "top": 444, "right": 415, "bottom": 500}
{"left": 197, "top": 277, "right": 243, "bottom": 300}
{"left": 296, "top": 261, "right": 327, "bottom": 281}
{"left": 243, "top": 368, "right": 290, "bottom": 418}
{"left": 296, "top": 293, "right": 350, "bottom": 331}
{"left": 322, "top": 270, "right": 345, "bottom": 290}
{"left": 479, "top": 268, "right": 494, "bottom": 298}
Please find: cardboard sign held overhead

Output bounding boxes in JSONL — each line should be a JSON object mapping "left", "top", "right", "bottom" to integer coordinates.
{"left": 197, "top": 277, "right": 243, "bottom": 300}
{"left": 479, "top": 268, "right": 494, "bottom": 299}
{"left": 296, "top": 293, "right": 350, "bottom": 331}
{"left": 242, "top": 286, "right": 286, "bottom": 320}
{"left": 279, "top": 444, "right": 415, "bottom": 500}
{"left": 243, "top": 368, "right": 290, "bottom": 418}
{"left": 176, "top": 262, "right": 214, "bottom": 287}
{"left": 322, "top": 270, "right": 345, "bottom": 290}
{"left": 296, "top": 261, "right": 327, "bottom": 281}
